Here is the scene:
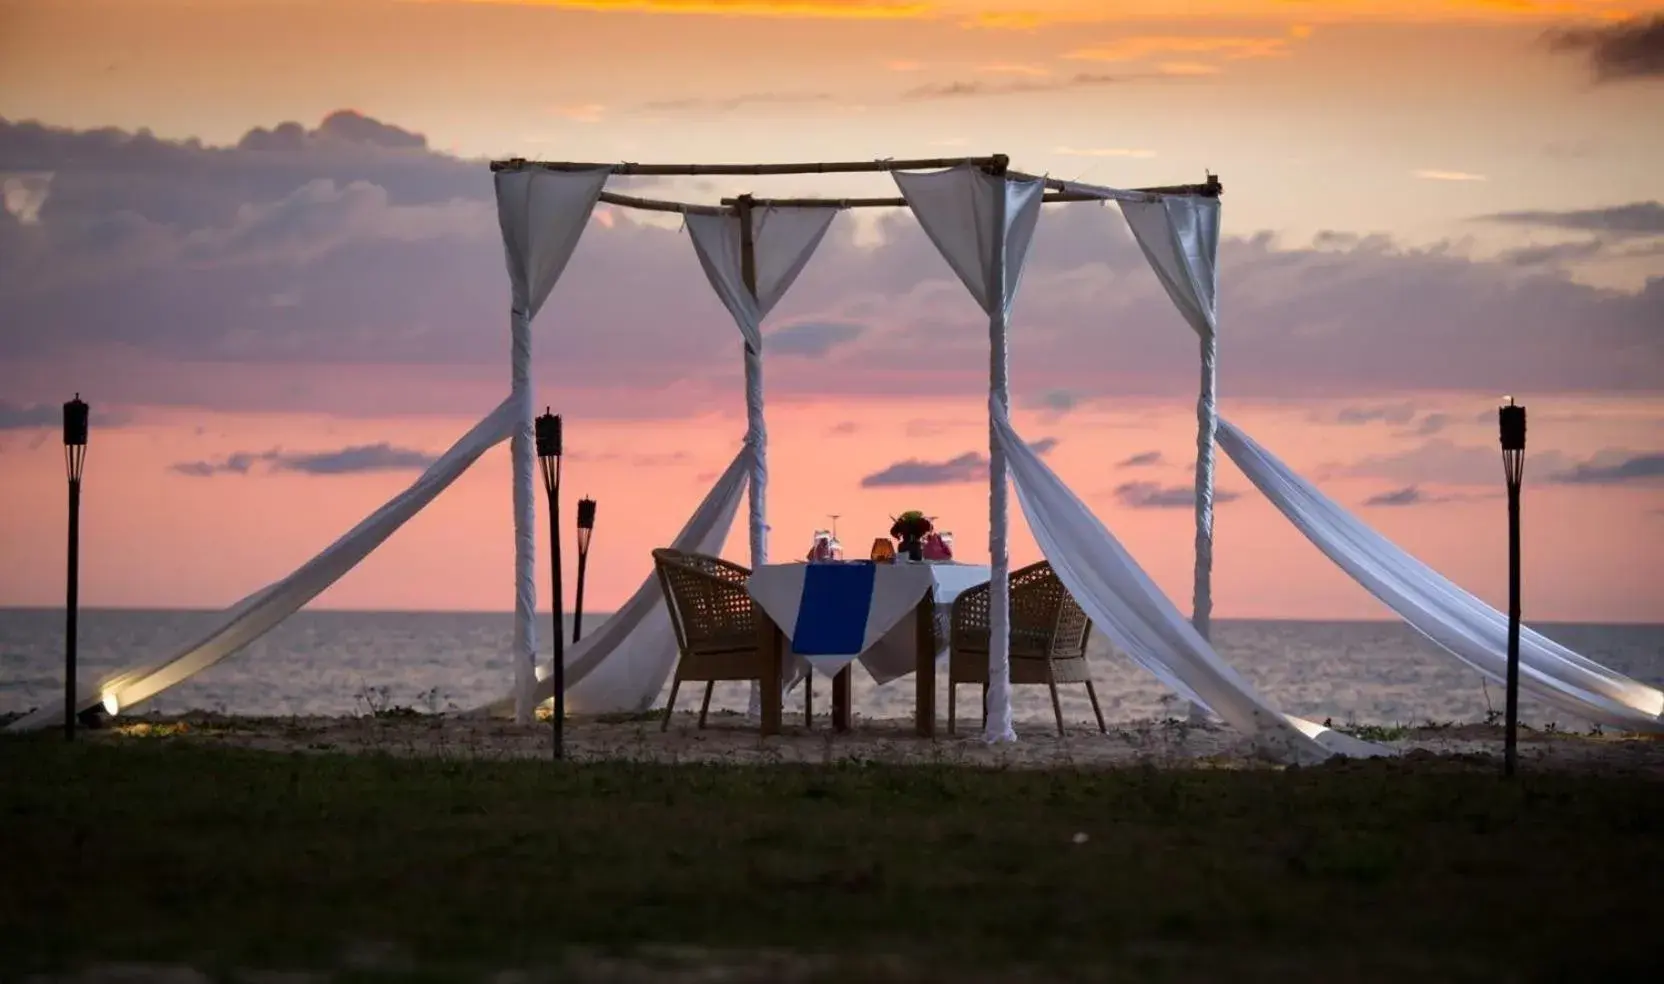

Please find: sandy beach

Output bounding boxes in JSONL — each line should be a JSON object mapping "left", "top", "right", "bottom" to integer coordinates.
{"left": 72, "top": 710, "right": 1664, "bottom": 777}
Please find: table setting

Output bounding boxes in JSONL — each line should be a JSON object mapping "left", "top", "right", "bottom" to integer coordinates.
{"left": 745, "top": 510, "right": 992, "bottom": 735}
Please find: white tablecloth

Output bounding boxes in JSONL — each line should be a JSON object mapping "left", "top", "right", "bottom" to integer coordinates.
{"left": 746, "top": 562, "right": 991, "bottom": 683}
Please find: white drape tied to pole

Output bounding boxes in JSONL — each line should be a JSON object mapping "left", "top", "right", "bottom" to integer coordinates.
{"left": 471, "top": 444, "right": 753, "bottom": 717}
{"left": 1121, "top": 194, "right": 1223, "bottom": 723}
{"left": 990, "top": 401, "right": 1386, "bottom": 764}
{"left": 6, "top": 396, "right": 523, "bottom": 732}
{"left": 894, "top": 164, "right": 1045, "bottom": 743}
{"left": 493, "top": 166, "right": 610, "bottom": 723}
{"left": 1218, "top": 419, "right": 1664, "bottom": 733}
{"left": 686, "top": 206, "right": 840, "bottom": 571}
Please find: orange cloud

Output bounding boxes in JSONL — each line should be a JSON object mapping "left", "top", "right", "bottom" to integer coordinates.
{"left": 1414, "top": 169, "right": 1490, "bottom": 182}
{"left": 552, "top": 103, "right": 606, "bottom": 123}
{"left": 887, "top": 59, "right": 926, "bottom": 71}
{"left": 1066, "top": 34, "right": 1297, "bottom": 63}
{"left": 460, "top": 0, "right": 937, "bottom": 17}
{"left": 980, "top": 62, "right": 1053, "bottom": 75}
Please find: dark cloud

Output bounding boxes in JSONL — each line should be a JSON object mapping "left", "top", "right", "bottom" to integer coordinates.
{"left": 1547, "top": 452, "right": 1664, "bottom": 485}
{"left": 1477, "top": 201, "right": 1664, "bottom": 237}
{"left": 859, "top": 439, "right": 1057, "bottom": 487}
{"left": 0, "top": 400, "right": 62, "bottom": 430}
{"left": 1331, "top": 403, "right": 1418, "bottom": 426}
{"left": 239, "top": 111, "right": 427, "bottom": 152}
{"left": 1028, "top": 389, "right": 1079, "bottom": 417}
{"left": 1499, "top": 240, "right": 1610, "bottom": 268}
{"left": 1114, "top": 481, "right": 1241, "bottom": 510}
{"left": 1116, "top": 451, "right": 1163, "bottom": 468}
{"left": 1, "top": 113, "right": 1661, "bottom": 421}
{"left": 1409, "top": 413, "right": 1453, "bottom": 437}
{"left": 1365, "top": 486, "right": 1441, "bottom": 507}
{"left": 1545, "top": 16, "right": 1664, "bottom": 82}
{"left": 1336, "top": 439, "right": 1575, "bottom": 488}
{"left": 901, "top": 73, "right": 1135, "bottom": 100}
{"left": 0, "top": 398, "right": 130, "bottom": 430}
{"left": 170, "top": 443, "right": 436, "bottom": 478}
{"left": 766, "top": 320, "right": 866, "bottom": 357}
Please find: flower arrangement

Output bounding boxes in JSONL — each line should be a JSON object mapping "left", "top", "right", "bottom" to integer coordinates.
{"left": 889, "top": 511, "right": 934, "bottom": 561}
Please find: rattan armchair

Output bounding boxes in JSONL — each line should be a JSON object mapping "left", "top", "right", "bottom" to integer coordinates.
{"left": 948, "top": 560, "right": 1106, "bottom": 736}
{"left": 652, "top": 548, "right": 807, "bottom": 731}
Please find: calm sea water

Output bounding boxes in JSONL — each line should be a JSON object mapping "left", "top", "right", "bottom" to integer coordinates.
{"left": 2, "top": 609, "right": 1660, "bottom": 729}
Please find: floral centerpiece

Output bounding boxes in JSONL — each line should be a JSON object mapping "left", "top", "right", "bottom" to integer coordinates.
{"left": 889, "top": 510, "right": 934, "bottom": 561}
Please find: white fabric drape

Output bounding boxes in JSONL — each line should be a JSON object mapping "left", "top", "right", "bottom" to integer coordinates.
{"left": 6, "top": 397, "right": 522, "bottom": 732}
{"left": 1121, "top": 194, "right": 1223, "bottom": 723}
{"left": 471, "top": 445, "right": 751, "bottom": 716}
{"left": 685, "top": 207, "right": 839, "bottom": 571}
{"left": 1218, "top": 419, "right": 1664, "bottom": 733}
{"left": 991, "top": 401, "right": 1386, "bottom": 764}
{"left": 493, "top": 166, "right": 610, "bottom": 723}
{"left": 894, "top": 164, "right": 1045, "bottom": 744}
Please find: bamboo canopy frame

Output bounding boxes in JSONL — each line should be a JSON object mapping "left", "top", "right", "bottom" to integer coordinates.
{"left": 493, "top": 155, "right": 1223, "bottom": 216}
{"left": 491, "top": 152, "right": 1226, "bottom": 728}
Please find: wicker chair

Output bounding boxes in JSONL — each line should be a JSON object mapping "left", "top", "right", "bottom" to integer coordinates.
{"left": 651, "top": 548, "right": 808, "bottom": 731}
{"left": 948, "top": 560, "right": 1106, "bottom": 737}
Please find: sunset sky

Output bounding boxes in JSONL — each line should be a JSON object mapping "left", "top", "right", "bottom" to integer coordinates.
{"left": 0, "top": 0, "right": 1660, "bottom": 622}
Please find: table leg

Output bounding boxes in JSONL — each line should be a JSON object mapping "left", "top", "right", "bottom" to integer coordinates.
{"left": 832, "top": 667, "right": 851, "bottom": 732}
{"left": 915, "top": 587, "right": 936, "bottom": 738}
{"left": 758, "top": 615, "right": 783, "bottom": 737}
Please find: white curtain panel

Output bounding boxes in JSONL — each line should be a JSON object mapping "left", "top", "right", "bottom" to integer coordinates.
{"left": 471, "top": 444, "right": 752, "bottom": 716}
{"left": 1218, "top": 419, "right": 1664, "bottom": 733}
{"left": 686, "top": 206, "right": 840, "bottom": 571}
{"left": 7, "top": 397, "right": 523, "bottom": 733}
{"left": 1121, "top": 194, "right": 1223, "bottom": 723}
{"left": 493, "top": 166, "right": 611, "bottom": 722}
{"left": 990, "top": 399, "right": 1386, "bottom": 764}
{"left": 894, "top": 164, "right": 1045, "bottom": 743}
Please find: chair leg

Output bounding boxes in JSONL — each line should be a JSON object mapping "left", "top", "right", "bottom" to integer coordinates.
{"left": 1046, "top": 664, "right": 1065, "bottom": 738}
{"left": 804, "top": 675, "right": 813, "bottom": 729}
{"left": 698, "top": 681, "right": 715, "bottom": 729}
{"left": 1084, "top": 679, "right": 1107, "bottom": 733}
{"left": 981, "top": 684, "right": 988, "bottom": 729}
{"left": 947, "top": 681, "right": 956, "bottom": 735}
{"left": 661, "top": 674, "right": 682, "bottom": 732}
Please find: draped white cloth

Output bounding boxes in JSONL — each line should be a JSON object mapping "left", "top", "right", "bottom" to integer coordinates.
{"left": 1121, "top": 194, "right": 1223, "bottom": 723}
{"left": 685, "top": 207, "right": 839, "bottom": 572}
{"left": 894, "top": 164, "right": 1045, "bottom": 744}
{"left": 470, "top": 445, "right": 751, "bottom": 716}
{"left": 990, "top": 400, "right": 1386, "bottom": 764}
{"left": 5, "top": 397, "right": 522, "bottom": 732}
{"left": 1218, "top": 419, "right": 1664, "bottom": 733}
{"left": 493, "top": 166, "right": 611, "bottom": 722}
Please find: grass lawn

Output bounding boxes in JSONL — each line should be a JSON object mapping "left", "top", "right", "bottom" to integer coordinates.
{"left": 3, "top": 738, "right": 1660, "bottom": 982}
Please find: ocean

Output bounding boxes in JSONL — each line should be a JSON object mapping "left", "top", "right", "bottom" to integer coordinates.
{"left": 2, "top": 609, "right": 1660, "bottom": 729}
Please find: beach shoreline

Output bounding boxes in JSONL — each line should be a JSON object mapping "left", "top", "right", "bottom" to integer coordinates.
{"left": 19, "top": 709, "right": 1659, "bottom": 776}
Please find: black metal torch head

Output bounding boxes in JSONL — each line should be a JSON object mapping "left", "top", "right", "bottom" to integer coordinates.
{"left": 535, "top": 408, "right": 562, "bottom": 459}
{"left": 63, "top": 394, "right": 89, "bottom": 448}
{"left": 576, "top": 497, "right": 596, "bottom": 553}
{"left": 1499, "top": 397, "right": 1526, "bottom": 453}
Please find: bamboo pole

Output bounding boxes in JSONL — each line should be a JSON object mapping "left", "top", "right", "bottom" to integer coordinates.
{"left": 715, "top": 191, "right": 1114, "bottom": 208}
{"left": 598, "top": 191, "right": 728, "bottom": 216}
{"left": 491, "top": 156, "right": 1005, "bottom": 176}
{"left": 1009, "top": 170, "right": 1224, "bottom": 199}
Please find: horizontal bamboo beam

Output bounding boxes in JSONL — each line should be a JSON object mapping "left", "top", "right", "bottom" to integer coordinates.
{"left": 598, "top": 190, "right": 727, "bottom": 216}
{"left": 1010, "top": 170, "right": 1224, "bottom": 199}
{"left": 714, "top": 191, "right": 1117, "bottom": 209}
{"left": 491, "top": 155, "right": 1007, "bottom": 176}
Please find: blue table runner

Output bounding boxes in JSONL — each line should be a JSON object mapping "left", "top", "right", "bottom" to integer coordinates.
{"left": 791, "top": 562, "right": 878, "bottom": 656}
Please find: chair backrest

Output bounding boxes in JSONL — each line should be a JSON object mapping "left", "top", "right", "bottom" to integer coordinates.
{"left": 652, "top": 548, "right": 757, "bottom": 656}
{"left": 954, "top": 560, "right": 1093, "bottom": 659}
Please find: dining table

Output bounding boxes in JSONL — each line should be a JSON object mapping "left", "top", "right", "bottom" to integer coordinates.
{"left": 745, "top": 560, "right": 992, "bottom": 736}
